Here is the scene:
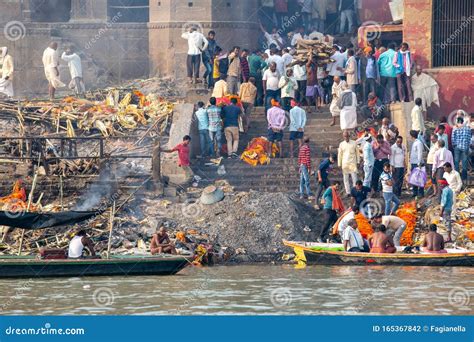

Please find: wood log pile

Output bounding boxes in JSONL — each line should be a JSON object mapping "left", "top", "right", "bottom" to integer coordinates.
{"left": 51, "top": 159, "right": 100, "bottom": 176}
{"left": 288, "top": 39, "right": 334, "bottom": 68}
{"left": 0, "top": 87, "right": 174, "bottom": 139}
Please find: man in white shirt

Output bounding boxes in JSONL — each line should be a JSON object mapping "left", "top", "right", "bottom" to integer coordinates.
{"left": 390, "top": 136, "right": 406, "bottom": 197}
{"left": 267, "top": 48, "right": 285, "bottom": 76}
{"left": 42, "top": 42, "right": 65, "bottom": 100}
{"left": 426, "top": 134, "right": 440, "bottom": 197}
{"left": 409, "top": 130, "right": 425, "bottom": 198}
{"left": 61, "top": 46, "right": 85, "bottom": 97}
{"left": 181, "top": 26, "right": 208, "bottom": 84}
{"left": 278, "top": 68, "right": 298, "bottom": 111}
{"left": 282, "top": 48, "right": 293, "bottom": 69}
{"left": 293, "top": 63, "right": 307, "bottom": 103}
{"left": 326, "top": 46, "right": 345, "bottom": 77}
{"left": 443, "top": 162, "right": 462, "bottom": 194}
{"left": 260, "top": 24, "right": 284, "bottom": 50}
{"left": 291, "top": 27, "right": 307, "bottom": 46}
{"left": 411, "top": 98, "right": 426, "bottom": 137}
{"left": 337, "top": 206, "right": 358, "bottom": 240}
{"left": 343, "top": 219, "right": 368, "bottom": 252}
{"left": 263, "top": 62, "right": 281, "bottom": 112}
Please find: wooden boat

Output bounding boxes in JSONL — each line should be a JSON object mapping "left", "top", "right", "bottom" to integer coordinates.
{"left": 0, "top": 254, "right": 192, "bottom": 278}
{"left": 283, "top": 241, "right": 474, "bottom": 267}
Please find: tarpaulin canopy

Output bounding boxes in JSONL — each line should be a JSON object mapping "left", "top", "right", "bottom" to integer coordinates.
{"left": 0, "top": 211, "right": 98, "bottom": 230}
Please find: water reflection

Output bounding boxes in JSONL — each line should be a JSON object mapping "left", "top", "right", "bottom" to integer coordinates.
{"left": 0, "top": 265, "right": 472, "bottom": 315}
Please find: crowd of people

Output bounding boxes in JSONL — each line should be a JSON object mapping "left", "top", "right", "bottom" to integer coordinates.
{"left": 180, "top": 19, "right": 472, "bottom": 249}
{"left": 1, "top": 2, "right": 472, "bottom": 254}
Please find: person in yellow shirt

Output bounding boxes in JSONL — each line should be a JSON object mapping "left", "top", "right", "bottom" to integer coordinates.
{"left": 338, "top": 130, "right": 360, "bottom": 195}
{"left": 239, "top": 77, "right": 257, "bottom": 132}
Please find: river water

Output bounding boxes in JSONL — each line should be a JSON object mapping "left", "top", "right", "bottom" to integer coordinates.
{"left": 0, "top": 265, "right": 473, "bottom": 315}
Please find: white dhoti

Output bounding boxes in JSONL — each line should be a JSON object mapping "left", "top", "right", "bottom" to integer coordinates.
{"left": 45, "top": 67, "right": 65, "bottom": 89}
{"left": 330, "top": 99, "right": 341, "bottom": 117}
{"left": 340, "top": 92, "right": 358, "bottom": 130}
{"left": 69, "top": 77, "right": 85, "bottom": 95}
{"left": 0, "top": 78, "right": 13, "bottom": 97}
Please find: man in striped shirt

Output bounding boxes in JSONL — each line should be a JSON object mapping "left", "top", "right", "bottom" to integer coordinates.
{"left": 298, "top": 137, "right": 312, "bottom": 199}
{"left": 452, "top": 117, "right": 472, "bottom": 181}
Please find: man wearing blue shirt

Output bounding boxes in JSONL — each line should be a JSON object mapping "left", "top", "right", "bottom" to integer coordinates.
{"left": 195, "top": 101, "right": 212, "bottom": 158}
{"left": 377, "top": 43, "right": 397, "bottom": 104}
{"left": 222, "top": 98, "right": 242, "bottom": 158}
{"left": 439, "top": 178, "right": 454, "bottom": 242}
{"left": 289, "top": 100, "right": 307, "bottom": 158}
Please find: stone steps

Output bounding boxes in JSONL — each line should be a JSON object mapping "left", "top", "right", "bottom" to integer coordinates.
{"left": 193, "top": 106, "right": 345, "bottom": 193}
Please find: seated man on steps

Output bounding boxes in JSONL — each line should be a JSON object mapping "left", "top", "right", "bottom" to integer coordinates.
{"left": 368, "top": 224, "right": 396, "bottom": 253}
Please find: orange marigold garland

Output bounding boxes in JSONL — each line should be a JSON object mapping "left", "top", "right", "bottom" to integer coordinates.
{"left": 396, "top": 201, "right": 417, "bottom": 245}
{"left": 355, "top": 213, "right": 374, "bottom": 239}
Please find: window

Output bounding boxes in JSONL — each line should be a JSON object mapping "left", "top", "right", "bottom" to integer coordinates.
{"left": 108, "top": 0, "right": 149, "bottom": 22}
{"left": 432, "top": 0, "right": 474, "bottom": 67}
{"left": 30, "top": 0, "right": 71, "bottom": 22}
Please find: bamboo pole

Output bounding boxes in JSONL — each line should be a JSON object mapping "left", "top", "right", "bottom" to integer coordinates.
{"left": 59, "top": 175, "right": 64, "bottom": 211}
{"left": 106, "top": 201, "right": 116, "bottom": 259}
{"left": 17, "top": 158, "right": 40, "bottom": 255}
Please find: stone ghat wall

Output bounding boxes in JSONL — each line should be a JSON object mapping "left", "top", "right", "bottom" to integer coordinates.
{"left": 0, "top": 23, "right": 149, "bottom": 97}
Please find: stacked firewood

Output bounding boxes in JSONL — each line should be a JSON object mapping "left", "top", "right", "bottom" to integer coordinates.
{"left": 288, "top": 39, "right": 334, "bottom": 67}
{"left": 51, "top": 159, "right": 100, "bottom": 176}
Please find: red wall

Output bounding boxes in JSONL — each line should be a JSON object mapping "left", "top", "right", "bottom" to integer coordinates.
{"left": 359, "top": 0, "right": 393, "bottom": 23}
{"left": 403, "top": 0, "right": 474, "bottom": 118}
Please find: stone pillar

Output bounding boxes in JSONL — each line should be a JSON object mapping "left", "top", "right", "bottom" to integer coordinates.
{"left": 70, "top": 0, "right": 108, "bottom": 22}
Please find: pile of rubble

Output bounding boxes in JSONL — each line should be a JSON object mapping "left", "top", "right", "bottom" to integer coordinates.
{"left": 423, "top": 188, "right": 474, "bottom": 248}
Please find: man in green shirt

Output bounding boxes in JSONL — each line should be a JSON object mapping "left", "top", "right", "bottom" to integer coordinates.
{"left": 248, "top": 50, "right": 267, "bottom": 106}
{"left": 318, "top": 181, "right": 342, "bottom": 242}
